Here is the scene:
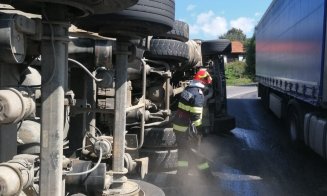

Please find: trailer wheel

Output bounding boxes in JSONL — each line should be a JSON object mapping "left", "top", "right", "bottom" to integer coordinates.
{"left": 201, "top": 39, "right": 231, "bottom": 56}
{"left": 155, "top": 20, "right": 189, "bottom": 42}
{"left": 287, "top": 100, "right": 304, "bottom": 145}
{"left": 139, "top": 149, "right": 178, "bottom": 172}
{"left": 145, "top": 39, "right": 189, "bottom": 62}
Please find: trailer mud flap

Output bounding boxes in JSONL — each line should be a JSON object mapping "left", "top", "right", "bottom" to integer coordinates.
{"left": 212, "top": 115, "right": 236, "bottom": 134}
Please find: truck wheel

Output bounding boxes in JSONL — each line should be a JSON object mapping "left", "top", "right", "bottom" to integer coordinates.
{"left": 73, "top": 0, "right": 175, "bottom": 38}
{"left": 155, "top": 20, "right": 189, "bottom": 42}
{"left": 5, "top": 0, "right": 138, "bottom": 17}
{"left": 201, "top": 39, "right": 231, "bottom": 56}
{"left": 145, "top": 39, "right": 189, "bottom": 62}
{"left": 139, "top": 149, "right": 178, "bottom": 172}
{"left": 287, "top": 100, "right": 304, "bottom": 145}
{"left": 143, "top": 128, "right": 176, "bottom": 148}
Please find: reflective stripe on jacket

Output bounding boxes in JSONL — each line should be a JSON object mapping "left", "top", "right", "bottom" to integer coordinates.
{"left": 173, "top": 86, "right": 204, "bottom": 132}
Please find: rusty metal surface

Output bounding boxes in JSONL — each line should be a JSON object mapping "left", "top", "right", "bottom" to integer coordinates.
{"left": 112, "top": 41, "right": 129, "bottom": 190}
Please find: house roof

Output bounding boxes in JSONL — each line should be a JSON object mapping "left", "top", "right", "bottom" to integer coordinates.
{"left": 231, "top": 41, "right": 245, "bottom": 54}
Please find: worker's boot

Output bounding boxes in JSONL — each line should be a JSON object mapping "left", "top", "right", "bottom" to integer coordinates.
{"left": 176, "top": 164, "right": 189, "bottom": 176}
{"left": 197, "top": 162, "right": 215, "bottom": 182}
{"left": 201, "top": 168, "right": 215, "bottom": 180}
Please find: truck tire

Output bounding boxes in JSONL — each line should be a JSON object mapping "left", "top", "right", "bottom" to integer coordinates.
{"left": 155, "top": 20, "right": 189, "bottom": 42}
{"left": 5, "top": 0, "right": 138, "bottom": 17}
{"left": 287, "top": 100, "right": 305, "bottom": 145}
{"left": 139, "top": 149, "right": 178, "bottom": 172}
{"left": 73, "top": 0, "right": 175, "bottom": 38}
{"left": 143, "top": 128, "right": 176, "bottom": 148}
{"left": 201, "top": 39, "right": 231, "bottom": 56}
{"left": 90, "top": 0, "right": 139, "bottom": 14}
{"left": 145, "top": 39, "right": 189, "bottom": 62}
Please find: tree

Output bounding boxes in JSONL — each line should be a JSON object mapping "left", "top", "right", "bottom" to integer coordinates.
{"left": 219, "top": 28, "right": 246, "bottom": 43}
{"left": 245, "top": 35, "right": 256, "bottom": 76}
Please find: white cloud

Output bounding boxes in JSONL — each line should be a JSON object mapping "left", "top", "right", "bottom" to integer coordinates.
{"left": 196, "top": 10, "right": 215, "bottom": 24}
{"left": 201, "top": 16, "right": 228, "bottom": 37}
{"left": 230, "top": 17, "right": 256, "bottom": 34}
{"left": 189, "top": 10, "right": 228, "bottom": 39}
{"left": 188, "top": 11, "right": 257, "bottom": 39}
{"left": 186, "top": 4, "right": 196, "bottom": 12}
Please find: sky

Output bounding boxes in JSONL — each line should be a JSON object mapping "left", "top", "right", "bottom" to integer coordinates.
{"left": 176, "top": 0, "right": 272, "bottom": 40}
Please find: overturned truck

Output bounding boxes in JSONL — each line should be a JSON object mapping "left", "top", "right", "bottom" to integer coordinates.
{"left": 0, "top": 1, "right": 234, "bottom": 195}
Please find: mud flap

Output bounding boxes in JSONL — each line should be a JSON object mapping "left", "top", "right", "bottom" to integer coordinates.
{"left": 212, "top": 115, "right": 236, "bottom": 133}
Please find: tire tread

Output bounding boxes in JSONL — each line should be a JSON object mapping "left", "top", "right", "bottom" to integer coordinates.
{"left": 146, "top": 39, "right": 189, "bottom": 62}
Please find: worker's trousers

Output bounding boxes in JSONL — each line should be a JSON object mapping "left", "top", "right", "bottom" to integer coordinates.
{"left": 174, "top": 130, "right": 210, "bottom": 175}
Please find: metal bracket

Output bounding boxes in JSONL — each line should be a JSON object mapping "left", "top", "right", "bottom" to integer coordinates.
{"left": 64, "top": 90, "right": 76, "bottom": 106}
{"left": 135, "top": 157, "right": 148, "bottom": 179}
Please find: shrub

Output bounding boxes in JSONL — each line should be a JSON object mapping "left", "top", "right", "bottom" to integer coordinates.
{"left": 225, "top": 61, "right": 246, "bottom": 79}
{"left": 245, "top": 36, "right": 256, "bottom": 76}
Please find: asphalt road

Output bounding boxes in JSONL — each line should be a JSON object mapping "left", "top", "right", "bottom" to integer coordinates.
{"left": 143, "top": 85, "right": 327, "bottom": 196}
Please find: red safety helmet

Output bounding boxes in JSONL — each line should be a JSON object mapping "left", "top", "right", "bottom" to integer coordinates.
{"left": 194, "top": 68, "right": 212, "bottom": 85}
